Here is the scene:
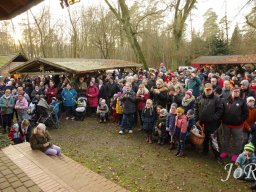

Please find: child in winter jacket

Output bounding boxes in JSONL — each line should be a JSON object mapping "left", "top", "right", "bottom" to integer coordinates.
{"left": 175, "top": 107, "right": 188, "bottom": 157}
{"left": 115, "top": 93, "right": 123, "bottom": 126}
{"left": 97, "top": 99, "right": 109, "bottom": 123}
{"left": 166, "top": 103, "right": 177, "bottom": 150}
{"left": 142, "top": 99, "right": 156, "bottom": 144}
{"left": 156, "top": 108, "right": 168, "bottom": 145}
{"left": 8, "top": 123, "right": 23, "bottom": 144}
{"left": 234, "top": 143, "right": 256, "bottom": 180}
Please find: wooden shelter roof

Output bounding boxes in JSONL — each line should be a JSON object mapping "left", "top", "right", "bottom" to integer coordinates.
{"left": 0, "top": 0, "right": 43, "bottom": 20}
{"left": 191, "top": 55, "right": 256, "bottom": 65}
{"left": 9, "top": 58, "right": 143, "bottom": 74}
{"left": 0, "top": 53, "right": 28, "bottom": 69}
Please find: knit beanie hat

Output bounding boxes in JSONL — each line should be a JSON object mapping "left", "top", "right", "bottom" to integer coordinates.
{"left": 247, "top": 96, "right": 255, "bottom": 104}
{"left": 244, "top": 143, "right": 255, "bottom": 152}
{"left": 177, "top": 107, "right": 185, "bottom": 114}
{"left": 185, "top": 90, "right": 193, "bottom": 97}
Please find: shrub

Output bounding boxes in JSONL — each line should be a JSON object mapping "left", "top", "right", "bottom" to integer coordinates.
{"left": 0, "top": 134, "right": 10, "bottom": 149}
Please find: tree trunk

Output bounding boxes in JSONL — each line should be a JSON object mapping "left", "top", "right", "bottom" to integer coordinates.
{"left": 105, "top": 0, "right": 148, "bottom": 70}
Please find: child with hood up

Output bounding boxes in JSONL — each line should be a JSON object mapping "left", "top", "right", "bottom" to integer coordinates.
{"left": 97, "top": 99, "right": 109, "bottom": 123}
{"left": 175, "top": 107, "right": 188, "bottom": 157}
{"left": 156, "top": 108, "right": 168, "bottom": 145}
{"left": 166, "top": 103, "right": 177, "bottom": 150}
{"left": 8, "top": 123, "right": 23, "bottom": 144}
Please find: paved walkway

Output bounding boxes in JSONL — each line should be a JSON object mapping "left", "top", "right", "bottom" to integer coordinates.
{"left": 1, "top": 143, "right": 129, "bottom": 192}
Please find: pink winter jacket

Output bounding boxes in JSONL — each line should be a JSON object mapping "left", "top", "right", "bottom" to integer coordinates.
{"left": 86, "top": 85, "right": 99, "bottom": 107}
{"left": 15, "top": 98, "right": 28, "bottom": 111}
{"left": 175, "top": 114, "right": 188, "bottom": 133}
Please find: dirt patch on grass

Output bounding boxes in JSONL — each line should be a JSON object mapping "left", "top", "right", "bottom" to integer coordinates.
{"left": 49, "top": 118, "right": 250, "bottom": 192}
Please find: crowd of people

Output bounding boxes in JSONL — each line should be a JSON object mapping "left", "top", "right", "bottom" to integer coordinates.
{"left": 1, "top": 63, "right": 256, "bottom": 184}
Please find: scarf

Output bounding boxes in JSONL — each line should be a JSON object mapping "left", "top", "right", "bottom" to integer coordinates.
{"left": 182, "top": 96, "right": 195, "bottom": 107}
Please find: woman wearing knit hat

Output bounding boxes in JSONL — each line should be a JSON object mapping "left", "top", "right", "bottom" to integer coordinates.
{"left": 182, "top": 90, "right": 195, "bottom": 113}
{"left": 174, "top": 107, "right": 188, "bottom": 157}
{"left": 234, "top": 143, "right": 256, "bottom": 180}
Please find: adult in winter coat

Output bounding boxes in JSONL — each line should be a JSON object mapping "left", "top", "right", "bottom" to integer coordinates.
{"left": 220, "top": 87, "right": 249, "bottom": 162}
{"left": 106, "top": 77, "right": 120, "bottom": 106}
{"left": 0, "top": 89, "right": 15, "bottom": 133}
{"left": 30, "top": 123, "right": 61, "bottom": 156}
{"left": 75, "top": 77, "right": 87, "bottom": 97}
{"left": 222, "top": 80, "right": 231, "bottom": 100}
{"left": 195, "top": 83, "right": 224, "bottom": 156}
{"left": 45, "top": 81, "right": 58, "bottom": 104}
{"left": 240, "top": 80, "right": 255, "bottom": 100}
{"left": 185, "top": 72, "right": 202, "bottom": 98}
{"left": 141, "top": 99, "right": 156, "bottom": 144}
{"left": 173, "top": 85, "right": 184, "bottom": 107}
{"left": 136, "top": 84, "right": 150, "bottom": 126}
{"left": 15, "top": 94, "right": 29, "bottom": 122}
{"left": 119, "top": 82, "right": 136, "bottom": 134}
{"left": 61, "top": 83, "right": 77, "bottom": 120}
{"left": 150, "top": 79, "right": 168, "bottom": 108}
{"left": 243, "top": 97, "right": 256, "bottom": 146}
{"left": 86, "top": 81, "right": 99, "bottom": 114}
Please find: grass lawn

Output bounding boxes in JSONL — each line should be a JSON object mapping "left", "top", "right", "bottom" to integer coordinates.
{"left": 49, "top": 118, "right": 251, "bottom": 192}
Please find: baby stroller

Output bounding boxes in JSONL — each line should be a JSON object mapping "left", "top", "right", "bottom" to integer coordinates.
{"left": 36, "top": 98, "right": 60, "bottom": 129}
{"left": 28, "top": 102, "right": 38, "bottom": 127}
{"left": 75, "top": 97, "right": 87, "bottom": 121}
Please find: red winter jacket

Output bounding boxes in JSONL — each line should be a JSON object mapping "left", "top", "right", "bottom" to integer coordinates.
{"left": 136, "top": 92, "right": 149, "bottom": 111}
{"left": 45, "top": 86, "right": 58, "bottom": 104}
{"left": 86, "top": 85, "right": 99, "bottom": 107}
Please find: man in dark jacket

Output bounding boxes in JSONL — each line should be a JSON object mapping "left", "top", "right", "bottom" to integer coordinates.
{"left": 220, "top": 86, "right": 249, "bottom": 162}
{"left": 195, "top": 83, "right": 224, "bottom": 156}
{"left": 106, "top": 77, "right": 120, "bottom": 106}
{"left": 119, "top": 82, "right": 136, "bottom": 134}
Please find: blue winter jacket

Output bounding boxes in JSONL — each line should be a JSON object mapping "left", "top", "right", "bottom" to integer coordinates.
{"left": 61, "top": 88, "right": 77, "bottom": 107}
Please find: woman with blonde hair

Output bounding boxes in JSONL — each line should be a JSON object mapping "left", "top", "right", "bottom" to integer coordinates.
{"left": 30, "top": 123, "right": 61, "bottom": 156}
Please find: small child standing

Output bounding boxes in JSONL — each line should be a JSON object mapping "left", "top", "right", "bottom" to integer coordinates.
{"left": 142, "top": 99, "right": 156, "bottom": 144}
{"left": 175, "top": 107, "right": 188, "bottom": 157}
{"left": 8, "top": 123, "right": 23, "bottom": 144}
{"left": 115, "top": 93, "right": 123, "bottom": 126}
{"left": 111, "top": 94, "right": 118, "bottom": 122}
{"left": 97, "top": 99, "right": 109, "bottom": 123}
{"left": 156, "top": 108, "right": 168, "bottom": 145}
{"left": 234, "top": 143, "right": 256, "bottom": 180}
{"left": 166, "top": 103, "right": 177, "bottom": 150}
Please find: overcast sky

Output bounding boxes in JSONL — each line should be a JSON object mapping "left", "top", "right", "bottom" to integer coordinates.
{"left": 9, "top": 0, "right": 252, "bottom": 41}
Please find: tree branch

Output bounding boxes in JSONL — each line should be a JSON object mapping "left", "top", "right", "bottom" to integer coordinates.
{"left": 246, "top": 15, "right": 256, "bottom": 29}
{"left": 104, "top": 0, "right": 121, "bottom": 21}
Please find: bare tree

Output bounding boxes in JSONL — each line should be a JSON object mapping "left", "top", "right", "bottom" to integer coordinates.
{"left": 104, "top": 0, "right": 148, "bottom": 69}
